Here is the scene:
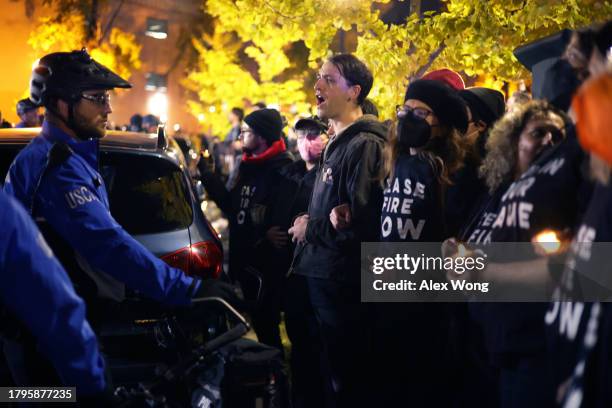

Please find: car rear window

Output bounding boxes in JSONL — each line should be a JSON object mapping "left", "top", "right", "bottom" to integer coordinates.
{"left": 100, "top": 152, "right": 193, "bottom": 235}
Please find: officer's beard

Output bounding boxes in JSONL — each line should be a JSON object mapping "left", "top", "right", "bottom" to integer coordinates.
{"left": 71, "top": 109, "right": 107, "bottom": 140}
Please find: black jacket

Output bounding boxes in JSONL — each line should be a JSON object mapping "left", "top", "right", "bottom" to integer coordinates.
{"left": 278, "top": 159, "right": 319, "bottom": 219}
{"left": 200, "top": 150, "right": 295, "bottom": 282}
{"left": 291, "top": 115, "right": 388, "bottom": 283}
{"left": 259, "top": 159, "right": 318, "bottom": 281}
{"left": 445, "top": 154, "right": 488, "bottom": 238}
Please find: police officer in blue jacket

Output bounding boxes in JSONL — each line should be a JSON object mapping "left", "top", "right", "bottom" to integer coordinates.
{"left": 3, "top": 49, "right": 238, "bottom": 311}
{"left": 0, "top": 188, "right": 107, "bottom": 398}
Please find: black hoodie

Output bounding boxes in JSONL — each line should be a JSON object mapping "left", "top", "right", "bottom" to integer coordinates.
{"left": 291, "top": 115, "right": 388, "bottom": 283}
{"left": 200, "top": 149, "right": 294, "bottom": 282}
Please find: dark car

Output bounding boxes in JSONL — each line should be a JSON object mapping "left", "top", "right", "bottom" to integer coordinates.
{"left": 0, "top": 127, "right": 223, "bottom": 279}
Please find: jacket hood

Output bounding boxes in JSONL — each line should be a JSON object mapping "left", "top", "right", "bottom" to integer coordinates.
{"left": 338, "top": 114, "right": 388, "bottom": 142}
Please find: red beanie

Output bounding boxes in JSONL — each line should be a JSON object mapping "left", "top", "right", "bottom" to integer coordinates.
{"left": 421, "top": 68, "right": 465, "bottom": 90}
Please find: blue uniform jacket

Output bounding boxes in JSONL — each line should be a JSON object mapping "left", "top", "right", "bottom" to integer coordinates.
{"left": 0, "top": 189, "right": 106, "bottom": 394}
{"left": 3, "top": 121, "right": 200, "bottom": 306}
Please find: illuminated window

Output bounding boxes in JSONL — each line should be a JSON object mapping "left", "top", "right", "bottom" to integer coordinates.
{"left": 145, "top": 73, "right": 168, "bottom": 92}
{"left": 145, "top": 18, "right": 168, "bottom": 40}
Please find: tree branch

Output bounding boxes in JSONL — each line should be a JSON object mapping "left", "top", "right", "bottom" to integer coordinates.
{"left": 24, "top": 0, "right": 35, "bottom": 19}
{"left": 85, "top": 0, "right": 98, "bottom": 43}
{"left": 408, "top": 42, "right": 446, "bottom": 82}
{"left": 99, "top": 0, "right": 125, "bottom": 45}
{"left": 262, "top": 0, "right": 308, "bottom": 21}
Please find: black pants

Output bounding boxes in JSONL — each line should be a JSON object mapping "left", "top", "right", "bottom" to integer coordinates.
{"left": 498, "top": 353, "right": 554, "bottom": 408}
{"left": 285, "top": 274, "right": 326, "bottom": 408}
{"left": 250, "top": 301, "right": 282, "bottom": 351}
{"left": 238, "top": 269, "right": 283, "bottom": 351}
{"left": 453, "top": 305, "right": 500, "bottom": 408}
{"left": 370, "top": 302, "right": 454, "bottom": 408}
{"left": 302, "top": 276, "right": 372, "bottom": 408}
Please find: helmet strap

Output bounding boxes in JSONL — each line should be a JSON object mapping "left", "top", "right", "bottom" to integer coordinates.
{"left": 45, "top": 98, "right": 87, "bottom": 141}
{"left": 67, "top": 103, "right": 76, "bottom": 131}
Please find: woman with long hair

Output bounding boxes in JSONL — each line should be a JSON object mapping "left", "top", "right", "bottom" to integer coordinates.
{"left": 380, "top": 79, "right": 467, "bottom": 242}
{"left": 447, "top": 99, "right": 588, "bottom": 407}
{"left": 374, "top": 79, "right": 468, "bottom": 408}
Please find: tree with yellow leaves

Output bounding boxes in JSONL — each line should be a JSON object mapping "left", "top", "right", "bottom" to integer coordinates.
{"left": 358, "top": 0, "right": 611, "bottom": 117}
{"left": 183, "top": 26, "right": 310, "bottom": 136}
{"left": 27, "top": 0, "right": 141, "bottom": 82}
{"left": 187, "top": 0, "right": 610, "bottom": 128}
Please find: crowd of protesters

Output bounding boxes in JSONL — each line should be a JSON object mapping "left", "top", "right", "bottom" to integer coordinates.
{"left": 0, "top": 19, "right": 610, "bottom": 408}
{"left": 195, "top": 21, "right": 612, "bottom": 408}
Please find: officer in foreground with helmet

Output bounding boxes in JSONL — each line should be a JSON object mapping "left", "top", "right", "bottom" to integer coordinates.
{"left": 0, "top": 188, "right": 110, "bottom": 400}
{"left": 15, "top": 97, "right": 40, "bottom": 128}
{"left": 4, "top": 49, "right": 239, "bottom": 316}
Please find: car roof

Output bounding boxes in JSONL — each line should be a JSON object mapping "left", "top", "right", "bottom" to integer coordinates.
{"left": 0, "top": 127, "right": 189, "bottom": 168}
{"left": 0, "top": 127, "right": 160, "bottom": 150}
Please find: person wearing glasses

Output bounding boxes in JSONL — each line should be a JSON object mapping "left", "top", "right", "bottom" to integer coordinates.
{"left": 380, "top": 79, "right": 468, "bottom": 243}
{"left": 198, "top": 108, "right": 294, "bottom": 350}
{"left": 3, "top": 50, "right": 240, "bottom": 325}
{"left": 365, "top": 79, "right": 468, "bottom": 407}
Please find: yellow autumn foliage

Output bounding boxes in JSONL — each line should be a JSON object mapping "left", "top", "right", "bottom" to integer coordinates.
{"left": 28, "top": 14, "right": 141, "bottom": 83}
{"left": 187, "top": 0, "right": 610, "bottom": 129}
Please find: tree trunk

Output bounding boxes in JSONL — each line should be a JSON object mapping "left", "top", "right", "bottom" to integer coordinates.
{"left": 25, "top": 0, "right": 35, "bottom": 19}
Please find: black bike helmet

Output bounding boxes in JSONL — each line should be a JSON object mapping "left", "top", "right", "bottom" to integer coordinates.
{"left": 29, "top": 48, "right": 131, "bottom": 107}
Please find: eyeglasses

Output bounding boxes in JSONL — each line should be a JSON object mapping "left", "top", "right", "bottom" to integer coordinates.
{"left": 396, "top": 105, "right": 434, "bottom": 120}
{"left": 81, "top": 93, "right": 111, "bottom": 106}
{"left": 238, "top": 128, "right": 253, "bottom": 139}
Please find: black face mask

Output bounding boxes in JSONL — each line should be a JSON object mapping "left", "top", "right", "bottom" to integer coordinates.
{"left": 540, "top": 59, "right": 582, "bottom": 112}
{"left": 397, "top": 111, "right": 431, "bottom": 149}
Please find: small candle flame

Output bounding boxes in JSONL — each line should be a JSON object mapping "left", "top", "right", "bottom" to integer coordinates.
{"left": 534, "top": 230, "right": 561, "bottom": 254}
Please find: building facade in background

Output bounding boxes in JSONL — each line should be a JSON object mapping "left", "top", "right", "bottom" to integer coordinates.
{"left": 0, "top": 0, "right": 204, "bottom": 132}
{"left": 107, "top": 0, "right": 203, "bottom": 132}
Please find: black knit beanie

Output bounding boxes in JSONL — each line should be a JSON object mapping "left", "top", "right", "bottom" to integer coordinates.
{"left": 459, "top": 87, "right": 505, "bottom": 127}
{"left": 404, "top": 79, "right": 469, "bottom": 134}
{"left": 244, "top": 108, "right": 283, "bottom": 143}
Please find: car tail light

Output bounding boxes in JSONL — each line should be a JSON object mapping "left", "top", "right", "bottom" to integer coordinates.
{"left": 161, "top": 241, "right": 223, "bottom": 279}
